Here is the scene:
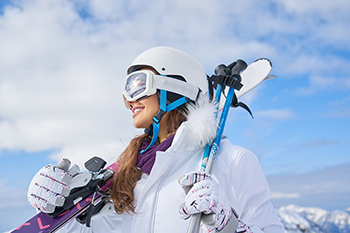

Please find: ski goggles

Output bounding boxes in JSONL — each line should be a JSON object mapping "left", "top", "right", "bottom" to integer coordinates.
{"left": 123, "top": 70, "right": 200, "bottom": 102}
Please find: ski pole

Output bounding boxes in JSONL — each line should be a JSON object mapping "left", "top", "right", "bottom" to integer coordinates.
{"left": 187, "top": 60, "right": 247, "bottom": 233}
{"left": 200, "top": 69, "right": 224, "bottom": 171}
{"left": 188, "top": 69, "right": 226, "bottom": 233}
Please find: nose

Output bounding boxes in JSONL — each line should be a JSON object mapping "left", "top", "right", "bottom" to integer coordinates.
{"left": 123, "top": 95, "right": 136, "bottom": 109}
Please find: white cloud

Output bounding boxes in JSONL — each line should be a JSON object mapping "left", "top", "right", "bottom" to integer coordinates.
{"left": 267, "top": 164, "right": 350, "bottom": 210}
{"left": 0, "top": 180, "right": 28, "bottom": 209}
{"left": 328, "top": 109, "right": 350, "bottom": 118}
{"left": 0, "top": 179, "right": 35, "bottom": 233}
{"left": 301, "top": 139, "right": 340, "bottom": 149}
{"left": 255, "top": 108, "right": 297, "bottom": 121}
{"left": 271, "top": 192, "right": 300, "bottom": 199}
{"left": 294, "top": 74, "right": 350, "bottom": 96}
{"left": 310, "top": 75, "right": 350, "bottom": 90}
{"left": 0, "top": 0, "right": 142, "bottom": 166}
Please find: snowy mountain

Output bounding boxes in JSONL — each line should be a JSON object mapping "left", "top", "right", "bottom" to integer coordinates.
{"left": 276, "top": 205, "right": 350, "bottom": 233}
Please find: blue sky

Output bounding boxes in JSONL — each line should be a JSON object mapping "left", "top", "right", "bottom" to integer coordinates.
{"left": 0, "top": 0, "right": 349, "bottom": 232}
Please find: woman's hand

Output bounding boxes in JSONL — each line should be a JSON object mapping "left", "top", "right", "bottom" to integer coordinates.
{"left": 178, "top": 171, "right": 235, "bottom": 232}
{"left": 27, "top": 159, "right": 80, "bottom": 213}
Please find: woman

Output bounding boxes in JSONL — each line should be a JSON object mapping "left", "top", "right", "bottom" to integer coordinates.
{"left": 28, "top": 46, "right": 285, "bottom": 233}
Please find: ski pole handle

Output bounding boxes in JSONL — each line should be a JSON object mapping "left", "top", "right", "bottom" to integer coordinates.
{"left": 229, "top": 59, "right": 247, "bottom": 78}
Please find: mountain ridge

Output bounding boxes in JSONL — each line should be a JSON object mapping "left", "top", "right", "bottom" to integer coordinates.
{"left": 276, "top": 205, "right": 350, "bottom": 233}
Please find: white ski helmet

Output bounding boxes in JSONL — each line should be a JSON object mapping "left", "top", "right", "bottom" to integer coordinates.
{"left": 127, "top": 46, "right": 208, "bottom": 98}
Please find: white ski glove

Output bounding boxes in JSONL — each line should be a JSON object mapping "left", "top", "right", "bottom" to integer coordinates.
{"left": 236, "top": 220, "right": 253, "bottom": 233}
{"left": 27, "top": 159, "right": 81, "bottom": 213}
{"left": 178, "top": 172, "right": 234, "bottom": 233}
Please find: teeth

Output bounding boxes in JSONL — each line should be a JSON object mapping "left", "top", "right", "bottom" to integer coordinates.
{"left": 134, "top": 108, "right": 143, "bottom": 114}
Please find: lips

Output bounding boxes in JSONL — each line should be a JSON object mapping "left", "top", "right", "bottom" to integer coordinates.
{"left": 132, "top": 106, "right": 144, "bottom": 118}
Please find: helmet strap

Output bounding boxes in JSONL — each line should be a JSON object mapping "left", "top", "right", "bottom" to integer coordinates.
{"left": 141, "top": 89, "right": 190, "bottom": 153}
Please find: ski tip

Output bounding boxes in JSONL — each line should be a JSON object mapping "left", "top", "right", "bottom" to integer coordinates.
{"left": 264, "top": 75, "right": 276, "bottom": 81}
{"left": 253, "top": 58, "right": 272, "bottom": 68}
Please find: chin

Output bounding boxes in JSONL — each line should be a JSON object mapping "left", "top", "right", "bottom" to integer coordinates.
{"left": 133, "top": 121, "right": 152, "bottom": 129}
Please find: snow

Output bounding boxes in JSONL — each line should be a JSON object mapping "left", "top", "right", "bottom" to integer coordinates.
{"left": 277, "top": 205, "right": 350, "bottom": 233}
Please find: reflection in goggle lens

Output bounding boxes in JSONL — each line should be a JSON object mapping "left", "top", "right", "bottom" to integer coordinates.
{"left": 125, "top": 73, "right": 147, "bottom": 99}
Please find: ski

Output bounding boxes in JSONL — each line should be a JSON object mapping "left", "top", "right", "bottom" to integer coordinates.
{"left": 219, "top": 58, "right": 273, "bottom": 111}
{"left": 11, "top": 158, "right": 119, "bottom": 233}
{"left": 236, "top": 58, "right": 273, "bottom": 98}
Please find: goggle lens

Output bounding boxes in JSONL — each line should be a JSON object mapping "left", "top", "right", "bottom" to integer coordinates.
{"left": 125, "top": 72, "right": 147, "bottom": 99}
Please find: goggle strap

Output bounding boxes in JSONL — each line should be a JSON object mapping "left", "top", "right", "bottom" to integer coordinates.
{"left": 153, "top": 75, "right": 199, "bottom": 101}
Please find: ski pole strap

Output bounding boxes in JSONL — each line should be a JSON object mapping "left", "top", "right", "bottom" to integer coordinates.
{"left": 230, "top": 94, "right": 254, "bottom": 118}
{"left": 207, "top": 75, "right": 214, "bottom": 103}
{"left": 208, "top": 74, "right": 243, "bottom": 91}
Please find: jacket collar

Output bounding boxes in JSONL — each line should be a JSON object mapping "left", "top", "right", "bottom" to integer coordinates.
{"left": 168, "top": 97, "right": 218, "bottom": 152}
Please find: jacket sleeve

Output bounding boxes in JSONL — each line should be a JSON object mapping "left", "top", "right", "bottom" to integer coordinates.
{"left": 224, "top": 145, "right": 285, "bottom": 233}
{"left": 56, "top": 220, "right": 92, "bottom": 233}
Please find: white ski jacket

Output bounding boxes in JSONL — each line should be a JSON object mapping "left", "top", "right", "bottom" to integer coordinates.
{"left": 60, "top": 101, "right": 284, "bottom": 233}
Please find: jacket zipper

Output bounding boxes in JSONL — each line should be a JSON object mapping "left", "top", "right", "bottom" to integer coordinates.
{"left": 150, "top": 154, "right": 175, "bottom": 233}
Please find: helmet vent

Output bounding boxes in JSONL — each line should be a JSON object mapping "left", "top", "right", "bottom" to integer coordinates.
{"left": 162, "top": 67, "right": 166, "bottom": 71}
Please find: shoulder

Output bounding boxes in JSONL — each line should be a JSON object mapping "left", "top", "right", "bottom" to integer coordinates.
{"left": 219, "top": 138, "right": 259, "bottom": 164}
{"left": 214, "top": 138, "right": 264, "bottom": 183}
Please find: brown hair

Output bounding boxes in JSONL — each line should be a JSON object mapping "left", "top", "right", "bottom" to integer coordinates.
{"left": 110, "top": 110, "right": 187, "bottom": 214}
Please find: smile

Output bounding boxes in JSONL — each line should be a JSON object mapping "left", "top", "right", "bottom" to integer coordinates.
{"left": 132, "top": 107, "right": 144, "bottom": 118}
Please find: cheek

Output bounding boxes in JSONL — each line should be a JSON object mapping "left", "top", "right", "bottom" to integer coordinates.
{"left": 138, "top": 94, "right": 160, "bottom": 124}
{"left": 143, "top": 96, "right": 160, "bottom": 114}
{"left": 149, "top": 103, "right": 160, "bottom": 116}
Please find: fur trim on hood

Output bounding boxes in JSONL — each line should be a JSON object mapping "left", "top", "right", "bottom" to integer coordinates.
{"left": 180, "top": 95, "right": 218, "bottom": 150}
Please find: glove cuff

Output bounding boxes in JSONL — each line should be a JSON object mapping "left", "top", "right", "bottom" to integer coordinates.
{"left": 217, "top": 208, "right": 239, "bottom": 232}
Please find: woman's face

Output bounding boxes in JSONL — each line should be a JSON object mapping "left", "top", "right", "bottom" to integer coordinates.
{"left": 125, "top": 93, "right": 160, "bottom": 129}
